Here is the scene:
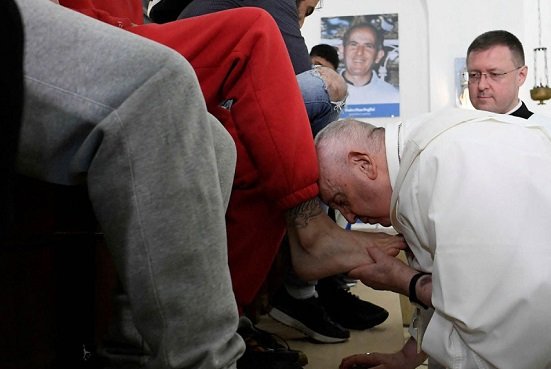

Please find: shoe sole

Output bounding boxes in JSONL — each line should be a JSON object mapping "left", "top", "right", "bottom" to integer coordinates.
{"left": 269, "top": 308, "right": 349, "bottom": 344}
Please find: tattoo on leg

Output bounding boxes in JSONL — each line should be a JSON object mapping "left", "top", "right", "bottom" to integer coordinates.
{"left": 287, "top": 198, "right": 322, "bottom": 228}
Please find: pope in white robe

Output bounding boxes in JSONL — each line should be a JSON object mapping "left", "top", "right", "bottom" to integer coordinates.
{"left": 315, "top": 107, "right": 551, "bottom": 369}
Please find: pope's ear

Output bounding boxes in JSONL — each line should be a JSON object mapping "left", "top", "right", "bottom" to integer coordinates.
{"left": 348, "top": 151, "right": 377, "bottom": 179}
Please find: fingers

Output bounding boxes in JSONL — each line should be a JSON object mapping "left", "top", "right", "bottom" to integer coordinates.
{"left": 386, "top": 235, "right": 407, "bottom": 254}
{"left": 340, "top": 353, "right": 379, "bottom": 369}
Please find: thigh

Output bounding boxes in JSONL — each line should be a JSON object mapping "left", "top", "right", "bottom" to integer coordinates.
{"left": 16, "top": 0, "right": 184, "bottom": 184}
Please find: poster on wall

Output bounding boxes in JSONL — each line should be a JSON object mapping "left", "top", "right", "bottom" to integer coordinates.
{"left": 321, "top": 14, "right": 399, "bottom": 118}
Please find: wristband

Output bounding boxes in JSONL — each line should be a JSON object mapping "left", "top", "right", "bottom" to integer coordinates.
{"left": 408, "top": 272, "right": 430, "bottom": 309}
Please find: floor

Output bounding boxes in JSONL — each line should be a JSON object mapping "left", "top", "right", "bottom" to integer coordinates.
{"left": 256, "top": 281, "right": 428, "bottom": 369}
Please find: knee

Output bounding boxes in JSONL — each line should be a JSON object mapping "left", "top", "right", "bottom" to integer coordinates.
{"left": 156, "top": 47, "right": 198, "bottom": 87}
{"left": 298, "top": 67, "right": 348, "bottom": 106}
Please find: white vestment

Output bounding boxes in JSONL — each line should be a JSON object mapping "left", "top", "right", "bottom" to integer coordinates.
{"left": 385, "top": 108, "right": 551, "bottom": 369}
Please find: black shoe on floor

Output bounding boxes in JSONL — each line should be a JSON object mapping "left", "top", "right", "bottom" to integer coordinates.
{"left": 317, "top": 276, "right": 389, "bottom": 330}
{"left": 236, "top": 316, "right": 307, "bottom": 369}
{"left": 269, "top": 287, "right": 350, "bottom": 343}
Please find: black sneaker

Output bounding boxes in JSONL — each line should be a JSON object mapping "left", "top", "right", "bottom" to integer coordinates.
{"left": 146, "top": 0, "right": 191, "bottom": 23}
{"left": 317, "top": 276, "right": 389, "bottom": 330}
{"left": 237, "top": 316, "right": 307, "bottom": 369}
{"left": 269, "top": 288, "right": 350, "bottom": 343}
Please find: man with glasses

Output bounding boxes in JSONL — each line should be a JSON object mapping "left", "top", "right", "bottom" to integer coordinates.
{"left": 465, "top": 29, "right": 549, "bottom": 121}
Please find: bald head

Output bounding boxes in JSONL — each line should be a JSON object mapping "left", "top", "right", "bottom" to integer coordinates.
{"left": 315, "top": 119, "right": 384, "bottom": 165}
{"left": 314, "top": 120, "right": 392, "bottom": 226}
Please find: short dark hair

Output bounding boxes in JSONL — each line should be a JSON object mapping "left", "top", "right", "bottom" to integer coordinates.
{"left": 467, "top": 30, "right": 525, "bottom": 66}
{"left": 342, "top": 23, "right": 383, "bottom": 50}
{"left": 310, "top": 44, "right": 340, "bottom": 70}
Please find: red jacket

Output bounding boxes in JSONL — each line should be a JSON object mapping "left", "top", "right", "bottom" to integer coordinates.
{"left": 60, "top": 0, "right": 143, "bottom": 28}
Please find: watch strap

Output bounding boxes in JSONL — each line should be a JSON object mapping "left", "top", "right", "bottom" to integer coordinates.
{"left": 408, "top": 272, "right": 430, "bottom": 309}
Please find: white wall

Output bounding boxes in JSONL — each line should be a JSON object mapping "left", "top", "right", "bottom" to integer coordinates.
{"left": 301, "top": 0, "right": 551, "bottom": 120}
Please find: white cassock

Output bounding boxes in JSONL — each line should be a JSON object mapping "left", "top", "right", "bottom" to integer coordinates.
{"left": 385, "top": 108, "right": 551, "bottom": 369}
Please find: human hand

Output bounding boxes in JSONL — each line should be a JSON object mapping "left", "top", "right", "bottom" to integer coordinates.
{"left": 348, "top": 245, "right": 416, "bottom": 295}
{"left": 315, "top": 66, "right": 347, "bottom": 102}
{"left": 341, "top": 339, "right": 426, "bottom": 369}
{"left": 340, "top": 352, "right": 409, "bottom": 369}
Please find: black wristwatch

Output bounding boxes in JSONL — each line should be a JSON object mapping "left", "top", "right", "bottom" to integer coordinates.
{"left": 408, "top": 272, "right": 431, "bottom": 309}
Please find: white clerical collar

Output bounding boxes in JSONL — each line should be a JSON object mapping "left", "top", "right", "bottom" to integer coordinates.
{"left": 384, "top": 120, "right": 402, "bottom": 192}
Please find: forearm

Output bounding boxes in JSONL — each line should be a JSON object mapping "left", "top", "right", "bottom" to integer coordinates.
{"left": 386, "top": 267, "right": 432, "bottom": 309}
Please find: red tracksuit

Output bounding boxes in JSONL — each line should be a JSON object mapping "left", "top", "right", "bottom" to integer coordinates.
{"left": 60, "top": 0, "right": 319, "bottom": 312}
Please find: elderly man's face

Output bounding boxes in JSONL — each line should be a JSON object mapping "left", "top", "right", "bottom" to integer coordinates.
{"left": 318, "top": 157, "right": 392, "bottom": 227}
{"left": 343, "top": 27, "right": 384, "bottom": 78}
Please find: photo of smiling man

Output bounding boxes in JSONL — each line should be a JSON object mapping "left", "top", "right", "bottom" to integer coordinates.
{"left": 321, "top": 14, "right": 399, "bottom": 118}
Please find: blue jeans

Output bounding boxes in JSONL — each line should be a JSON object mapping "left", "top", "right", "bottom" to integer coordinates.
{"left": 297, "top": 68, "right": 345, "bottom": 137}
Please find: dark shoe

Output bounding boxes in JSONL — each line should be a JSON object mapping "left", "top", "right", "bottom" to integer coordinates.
{"left": 269, "top": 288, "right": 350, "bottom": 343}
{"left": 237, "top": 316, "right": 307, "bottom": 369}
{"left": 317, "top": 276, "right": 389, "bottom": 330}
{"left": 146, "top": 0, "right": 191, "bottom": 23}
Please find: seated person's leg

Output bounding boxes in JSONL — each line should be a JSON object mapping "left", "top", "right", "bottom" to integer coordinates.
{"left": 132, "top": 7, "right": 318, "bottom": 314}
{"left": 269, "top": 252, "right": 351, "bottom": 343}
{"left": 297, "top": 66, "right": 347, "bottom": 136}
{"left": 274, "top": 65, "right": 388, "bottom": 341}
{"left": 16, "top": 1, "right": 242, "bottom": 367}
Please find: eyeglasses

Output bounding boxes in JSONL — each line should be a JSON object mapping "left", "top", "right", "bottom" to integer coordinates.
{"left": 463, "top": 66, "right": 524, "bottom": 83}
